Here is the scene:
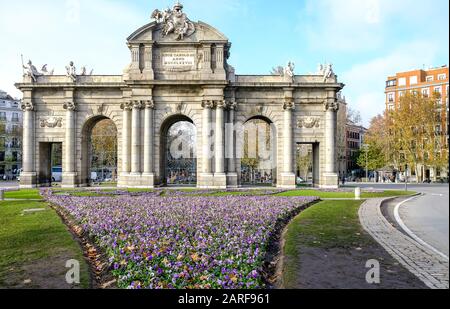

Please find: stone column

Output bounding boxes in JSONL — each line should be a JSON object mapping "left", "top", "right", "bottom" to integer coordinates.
{"left": 199, "top": 100, "right": 214, "bottom": 187}
{"left": 226, "top": 100, "right": 238, "bottom": 187}
{"left": 214, "top": 100, "right": 226, "bottom": 188}
{"left": 120, "top": 102, "right": 132, "bottom": 178}
{"left": 280, "top": 97, "right": 296, "bottom": 188}
{"left": 131, "top": 100, "right": 143, "bottom": 176}
{"left": 323, "top": 91, "right": 339, "bottom": 188}
{"left": 20, "top": 100, "right": 37, "bottom": 188}
{"left": 62, "top": 101, "right": 77, "bottom": 187}
{"left": 142, "top": 100, "right": 155, "bottom": 187}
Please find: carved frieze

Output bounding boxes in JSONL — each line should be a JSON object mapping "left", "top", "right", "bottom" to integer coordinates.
{"left": 297, "top": 117, "right": 320, "bottom": 129}
{"left": 40, "top": 117, "right": 63, "bottom": 128}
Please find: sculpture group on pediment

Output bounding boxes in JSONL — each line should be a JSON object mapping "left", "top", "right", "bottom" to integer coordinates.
{"left": 151, "top": 2, "right": 196, "bottom": 40}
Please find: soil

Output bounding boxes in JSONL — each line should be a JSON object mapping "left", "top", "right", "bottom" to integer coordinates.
{"left": 283, "top": 244, "right": 428, "bottom": 289}
{"left": 0, "top": 251, "right": 84, "bottom": 289}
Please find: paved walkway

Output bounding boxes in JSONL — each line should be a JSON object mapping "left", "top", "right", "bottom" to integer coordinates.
{"left": 359, "top": 198, "right": 449, "bottom": 289}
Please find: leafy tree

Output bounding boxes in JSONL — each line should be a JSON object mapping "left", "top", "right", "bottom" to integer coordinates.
{"left": 270, "top": 66, "right": 284, "bottom": 76}
{"left": 347, "top": 107, "right": 362, "bottom": 125}
{"left": 387, "top": 92, "right": 448, "bottom": 182}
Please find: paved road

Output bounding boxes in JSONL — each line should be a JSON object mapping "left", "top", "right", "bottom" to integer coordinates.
{"left": 349, "top": 183, "right": 449, "bottom": 257}
{"left": 0, "top": 181, "right": 19, "bottom": 189}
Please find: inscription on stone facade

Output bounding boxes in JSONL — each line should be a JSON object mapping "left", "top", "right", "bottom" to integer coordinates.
{"left": 162, "top": 52, "right": 195, "bottom": 70}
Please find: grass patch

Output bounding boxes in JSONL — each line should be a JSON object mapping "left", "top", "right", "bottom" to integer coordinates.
{"left": 3, "top": 189, "right": 42, "bottom": 200}
{"left": 276, "top": 190, "right": 415, "bottom": 199}
{"left": 0, "top": 200, "right": 90, "bottom": 288}
{"left": 283, "top": 200, "right": 367, "bottom": 287}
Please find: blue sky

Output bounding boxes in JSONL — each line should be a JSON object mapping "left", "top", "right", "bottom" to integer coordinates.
{"left": 0, "top": 0, "right": 448, "bottom": 125}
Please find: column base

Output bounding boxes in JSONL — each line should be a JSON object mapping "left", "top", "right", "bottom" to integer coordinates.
{"left": 213, "top": 173, "right": 227, "bottom": 189}
{"left": 62, "top": 172, "right": 78, "bottom": 188}
{"left": 226, "top": 173, "right": 239, "bottom": 188}
{"left": 118, "top": 173, "right": 156, "bottom": 189}
{"left": 20, "top": 172, "right": 37, "bottom": 189}
{"left": 320, "top": 172, "right": 339, "bottom": 189}
{"left": 278, "top": 172, "right": 297, "bottom": 189}
{"left": 140, "top": 173, "right": 156, "bottom": 188}
{"left": 197, "top": 173, "right": 215, "bottom": 189}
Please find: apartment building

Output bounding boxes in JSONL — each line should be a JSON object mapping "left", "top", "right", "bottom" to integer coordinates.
{"left": 0, "top": 90, "right": 22, "bottom": 180}
{"left": 385, "top": 66, "right": 449, "bottom": 180}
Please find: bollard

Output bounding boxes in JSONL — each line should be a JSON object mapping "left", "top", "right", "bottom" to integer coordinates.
{"left": 355, "top": 187, "right": 361, "bottom": 200}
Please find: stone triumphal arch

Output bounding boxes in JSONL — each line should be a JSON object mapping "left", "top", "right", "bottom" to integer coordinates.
{"left": 16, "top": 2, "right": 343, "bottom": 189}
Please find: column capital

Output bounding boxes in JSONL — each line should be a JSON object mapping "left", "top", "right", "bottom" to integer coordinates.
{"left": 226, "top": 100, "right": 237, "bottom": 111}
{"left": 131, "top": 100, "right": 144, "bottom": 110}
{"left": 144, "top": 100, "right": 155, "bottom": 109}
{"left": 216, "top": 100, "right": 226, "bottom": 109}
{"left": 324, "top": 99, "right": 339, "bottom": 112}
{"left": 63, "top": 101, "right": 77, "bottom": 112}
{"left": 202, "top": 100, "right": 215, "bottom": 109}
{"left": 21, "top": 100, "right": 34, "bottom": 112}
{"left": 121, "top": 101, "right": 133, "bottom": 111}
{"left": 283, "top": 98, "right": 295, "bottom": 111}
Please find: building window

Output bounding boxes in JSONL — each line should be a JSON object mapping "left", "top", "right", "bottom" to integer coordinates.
{"left": 388, "top": 93, "right": 395, "bottom": 102}
{"left": 426, "top": 76, "right": 434, "bottom": 82}
{"left": 438, "top": 74, "right": 447, "bottom": 81}
{"left": 0, "top": 101, "right": 5, "bottom": 107}
{"left": 399, "top": 91, "right": 405, "bottom": 98}
{"left": 11, "top": 137, "right": 20, "bottom": 148}
{"left": 422, "top": 88, "right": 430, "bottom": 97}
{"left": 410, "top": 76, "right": 418, "bottom": 85}
{"left": 0, "top": 151, "right": 5, "bottom": 162}
{"left": 12, "top": 113, "right": 19, "bottom": 122}
{"left": 435, "top": 86, "right": 442, "bottom": 94}
{"left": 398, "top": 77, "right": 406, "bottom": 86}
{"left": 0, "top": 112, "right": 6, "bottom": 121}
{"left": 386, "top": 80, "right": 397, "bottom": 87}
{"left": 388, "top": 104, "right": 394, "bottom": 111}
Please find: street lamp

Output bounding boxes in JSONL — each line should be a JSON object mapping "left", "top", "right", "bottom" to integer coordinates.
{"left": 405, "top": 164, "right": 409, "bottom": 192}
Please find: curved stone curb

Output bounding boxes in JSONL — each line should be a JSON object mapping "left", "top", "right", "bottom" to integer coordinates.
{"left": 359, "top": 198, "right": 449, "bottom": 289}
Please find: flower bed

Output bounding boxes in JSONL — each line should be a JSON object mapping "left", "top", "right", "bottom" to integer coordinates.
{"left": 44, "top": 191, "right": 317, "bottom": 289}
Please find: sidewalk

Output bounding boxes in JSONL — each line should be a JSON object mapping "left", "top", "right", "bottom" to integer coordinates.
{"left": 359, "top": 198, "right": 449, "bottom": 289}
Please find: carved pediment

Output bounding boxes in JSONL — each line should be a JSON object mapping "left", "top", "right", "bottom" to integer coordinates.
{"left": 127, "top": 21, "right": 228, "bottom": 44}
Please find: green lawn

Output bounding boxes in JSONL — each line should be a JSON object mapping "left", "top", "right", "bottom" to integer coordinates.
{"left": 0, "top": 201, "right": 90, "bottom": 288}
{"left": 276, "top": 189, "right": 415, "bottom": 199}
{"left": 282, "top": 200, "right": 368, "bottom": 287}
{"left": 3, "top": 189, "right": 42, "bottom": 200}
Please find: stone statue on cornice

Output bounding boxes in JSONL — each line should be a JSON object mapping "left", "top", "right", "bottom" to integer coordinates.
{"left": 151, "top": 2, "right": 196, "bottom": 41}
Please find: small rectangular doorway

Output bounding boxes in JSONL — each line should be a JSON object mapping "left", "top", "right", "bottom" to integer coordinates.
{"left": 38, "top": 142, "right": 62, "bottom": 186}
{"left": 296, "top": 143, "right": 320, "bottom": 187}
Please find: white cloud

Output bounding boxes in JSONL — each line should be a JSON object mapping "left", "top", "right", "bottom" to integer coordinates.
{"left": 341, "top": 40, "right": 440, "bottom": 126}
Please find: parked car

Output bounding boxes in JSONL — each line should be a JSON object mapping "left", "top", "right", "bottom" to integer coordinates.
{"left": 52, "top": 166, "right": 63, "bottom": 182}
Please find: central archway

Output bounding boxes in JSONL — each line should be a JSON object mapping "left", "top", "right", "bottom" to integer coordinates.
{"left": 160, "top": 115, "right": 197, "bottom": 186}
{"left": 240, "top": 116, "right": 277, "bottom": 186}
{"left": 80, "top": 116, "right": 118, "bottom": 186}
